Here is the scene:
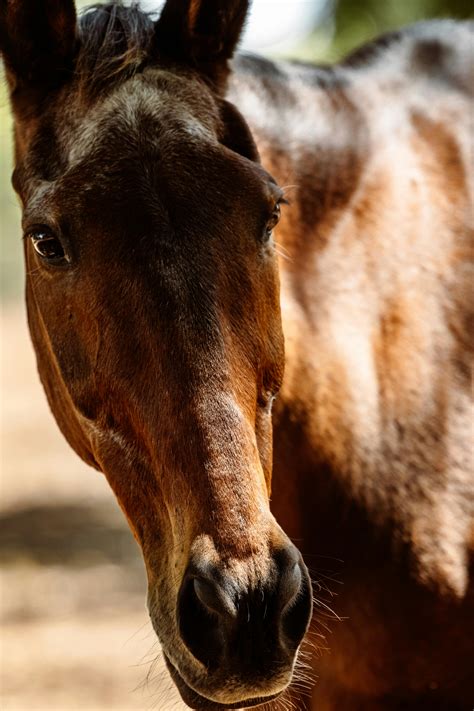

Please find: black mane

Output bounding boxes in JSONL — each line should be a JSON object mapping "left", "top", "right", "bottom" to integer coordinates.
{"left": 77, "top": 2, "right": 155, "bottom": 89}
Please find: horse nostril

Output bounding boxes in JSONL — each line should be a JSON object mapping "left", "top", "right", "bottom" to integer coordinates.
{"left": 193, "top": 576, "right": 237, "bottom": 619}
{"left": 280, "top": 559, "right": 312, "bottom": 650}
{"left": 273, "top": 546, "right": 312, "bottom": 650}
{"left": 280, "top": 562, "right": 302, "bottom": 612}
{"left": 178, "top": 574, "right": 226, "bottom": 669}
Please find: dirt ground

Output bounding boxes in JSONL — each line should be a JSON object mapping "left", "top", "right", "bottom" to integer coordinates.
{"left": 1, "top": 304, "right": 186, "bottom": 710}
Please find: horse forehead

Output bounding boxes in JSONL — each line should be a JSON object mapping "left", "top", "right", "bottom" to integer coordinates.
{"left": 63, "top": 75, "right": 219, "bottom": 168}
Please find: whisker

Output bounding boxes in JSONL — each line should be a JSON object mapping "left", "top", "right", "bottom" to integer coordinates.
{"left": 274, "top": 242, "right": 292, "bottom": 262}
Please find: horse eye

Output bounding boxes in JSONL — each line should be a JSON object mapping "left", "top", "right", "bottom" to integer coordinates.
{"left": 264, "top": 202, "right": 282, "bottom": 241}
{"left": 28, "top": 230, "right": 67, "bottom": 263}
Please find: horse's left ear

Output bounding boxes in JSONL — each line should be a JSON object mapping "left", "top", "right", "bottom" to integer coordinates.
{"left": 154, "top": 0, "right": 250, "bottom": 89}
{"left": 0, "top": 0, "right": 77, "bottom": 93}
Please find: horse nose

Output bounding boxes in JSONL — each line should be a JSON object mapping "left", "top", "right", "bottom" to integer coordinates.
{"left": 177, "top": 544, "right": 312, "bottom": 671}
{"left": 274, "top": 545, "right": 313, "bottom": 649}
{"left": 193, "top": 575, "right": 238, "bottom": 619}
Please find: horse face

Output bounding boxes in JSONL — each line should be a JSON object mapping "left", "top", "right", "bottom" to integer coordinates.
{"left": 1, "top": 0, "right": 312, "bottom": 707}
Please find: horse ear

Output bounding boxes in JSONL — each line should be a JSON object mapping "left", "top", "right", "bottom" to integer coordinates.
{"left": 154, "top": 0, "right": 250, "bottom": 89}
{"left": 0, "top": 0, "right": 77, "bottom": 92}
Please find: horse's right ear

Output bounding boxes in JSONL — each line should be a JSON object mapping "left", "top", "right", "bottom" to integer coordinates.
{"left": 0, "top": 0, "right": 77, "bottom": 92}
{"left": 154, "top": 0, "right": 250, "bottom": 90}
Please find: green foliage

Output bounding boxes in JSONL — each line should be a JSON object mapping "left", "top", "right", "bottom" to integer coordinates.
{"left": 0, "top": 80, "right": 22, "bottom": 301}
{"left": 331, "top": 0, "right": 473, "bottom": 59}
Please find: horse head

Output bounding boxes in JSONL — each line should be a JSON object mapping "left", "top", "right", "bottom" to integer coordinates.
{"left": 0, "top": 1, "right": 312, "bottom": 707}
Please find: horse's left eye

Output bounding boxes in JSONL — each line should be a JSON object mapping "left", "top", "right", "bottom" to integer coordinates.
{"left": 264, "top": 202, "right": 282, "bottom": 241}
{"left": 27, "top": 229, "right": 68, "bottom": 264}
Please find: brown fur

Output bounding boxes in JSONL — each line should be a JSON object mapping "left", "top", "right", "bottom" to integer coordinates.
{"left": 1, "top": 2, "right": 473, "bottom": 709}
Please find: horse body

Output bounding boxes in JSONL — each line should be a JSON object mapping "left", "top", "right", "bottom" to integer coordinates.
{"left": 228, "top": 23, "right": 474, "bottom": 708}
{"left": 1, "top": 1, "right": 473, "bottom": 708}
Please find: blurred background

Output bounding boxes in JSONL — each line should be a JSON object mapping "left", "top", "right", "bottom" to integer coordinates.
{"left": 1, "top": 1, "right": 472, "bottom": 709}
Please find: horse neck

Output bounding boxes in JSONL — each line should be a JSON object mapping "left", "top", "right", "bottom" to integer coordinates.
{"left": 228, "top": 50, "right": 471, "bottom": 474}
{"left": 228, "top": 55, "right": 363, "bottom": 205}
{"left": 228, "top": 53, "right": 369, "bottom": 279}
{"left": 227, "top": 37, "right": 474, "bottom": 605}
{"left": 227, "top": 54, "right": 370, "bottom": 395}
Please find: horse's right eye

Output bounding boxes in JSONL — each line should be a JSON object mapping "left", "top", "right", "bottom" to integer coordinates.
{"left": 264, "top": 202, "right": 281, "bottom": 241}
{"left": 26, "top": 229, "right": 69, "bottom": 265}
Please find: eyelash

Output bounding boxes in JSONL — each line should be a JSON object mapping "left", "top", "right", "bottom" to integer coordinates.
{"left": 264, "top": 198, "right": 287, "bottom": 241}
{"left": 24, "top": 226, "right": 69, "bottom": 265}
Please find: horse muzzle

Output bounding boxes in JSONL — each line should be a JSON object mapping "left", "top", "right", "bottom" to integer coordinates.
{"left": 158, "top": 540, "right": 313, "bottom": 708}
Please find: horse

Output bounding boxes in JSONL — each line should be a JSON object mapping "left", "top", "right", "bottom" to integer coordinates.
{"left": 1, "top": 1, "right": 473, "bottom": 708}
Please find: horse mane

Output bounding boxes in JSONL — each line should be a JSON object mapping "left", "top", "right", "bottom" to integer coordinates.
{"left": 76, "top": 2, "right": 155, "bottom": 90}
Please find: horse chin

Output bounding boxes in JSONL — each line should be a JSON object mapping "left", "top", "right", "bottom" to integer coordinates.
{"left": 164, "top": 654, "right": 283, "bottom": 710}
